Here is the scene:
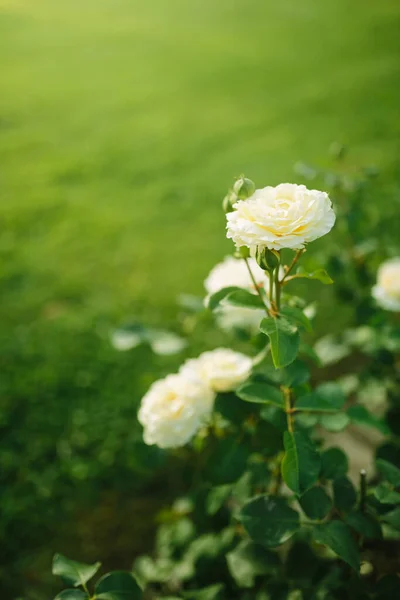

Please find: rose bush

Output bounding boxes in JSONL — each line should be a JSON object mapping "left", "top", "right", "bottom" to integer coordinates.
{"left": 52, "top": 171, "right": 400, "bottom": 600}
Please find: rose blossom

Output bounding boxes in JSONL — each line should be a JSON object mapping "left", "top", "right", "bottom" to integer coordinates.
{"left": 138, "top": 373, "right": 215, "bottom": 448}
{"left": 226, "top": 183, "right": 335, "bottom": 252}
{"left": 180, "top": 348, "right": 253, "bottom": 393}
{"left": 372, "top": 258, "right": 400, "bottom": 312}
{"left": 204, "top": 256, "right": 267, "bottom": 331}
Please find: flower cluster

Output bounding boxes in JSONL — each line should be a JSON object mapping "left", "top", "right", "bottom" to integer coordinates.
{"left": 139, "top": 177, "right": 398, "bottom": 454}
{"left": 138, "top": 348, "right": 252, "bottom": 448}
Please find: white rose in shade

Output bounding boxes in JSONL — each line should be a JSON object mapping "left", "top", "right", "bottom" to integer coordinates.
{"left": 205, "top": 256, "right": 268, "bottom": 293}
{"left": 204, "top": 256, "right": 267, "bottom": 332}
{"left": 138, "top": 373, "right": 215, "bottom": 448}
{"left": 226, "top": 183, "right": 336, "bottom": 252}
{"left": 180, "top": 348, "right": 253, "bottom": 393}
{"left": 372, "top": 258, "right": 400, "bottom": 312}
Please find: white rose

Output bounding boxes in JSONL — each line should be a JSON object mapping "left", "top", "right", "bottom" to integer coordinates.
{"left": 180, "top": 348, "right": 253, "bottom": 393}
{"left": 226, "top": 183, "right": 336, "bottom": 252}
{"left": 204, "top": 256, "right": 268, "bottom": 332}
{"left": 372, "top": 258, "right": 400, "bottom": 312}
{"left": 204, "top": 256, "right": 268, "bottom": 293}
{"left": 138, "top": 373, "right": 215, "bottom": 448}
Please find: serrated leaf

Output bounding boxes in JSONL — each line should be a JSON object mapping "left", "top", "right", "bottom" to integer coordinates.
{"left": 54, "top": 591, "right": 89, "bottom": 600}
{"left": 294, "top": 268, "right": 333, "bottom": 284}
{"left": 320, "top": 448, "right": 348, "bottom": 480}
{"left": 376, "top": 459, "right": 400, "bottom": 487}
{"left": 52, "top": 554, "right": 101, "bottom": 588}
{"left": 281, "top": 431, "right": 321, "bottom": 495}
{"left": 312, "top": 521, "right": 360, "bottom": 571}
{"left": 260, "top": 317, "right": 300, "bottom": 368}
{"left": 280, "top": 306, "right": 312, "bottom": 333}
{"left": 299, "top": 486, "right": 332, "bottom": 520}
{"left": 226, "top": 540, "right": 280, "bottom": 588}
{"left": 239, "top": 495, "right": 300, "bottom": 548}
{"left": 236, "top": 382, "right": 284, "bottom": 408}
{"left": 95, "top": 571, "right": 142, "bottom": 600}
{"left": 346, "top": 511, "right": 382, "bottom": 539}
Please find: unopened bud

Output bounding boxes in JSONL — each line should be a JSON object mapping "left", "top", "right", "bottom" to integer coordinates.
{"left": 234, "top": 246, "right": 250, "bottom": 259}
{"left": 255, "top": 247, "right": 280, "bottom": 272}
{"left": 233, "top": 176, "right": 255, "bottom": 200}
{"left": 222, "top": 190, "right": 237, "bottom": 213}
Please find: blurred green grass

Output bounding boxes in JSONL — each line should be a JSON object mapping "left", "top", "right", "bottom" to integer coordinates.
{"left": 0, "top": 0, "right": 400, "bottom": 598}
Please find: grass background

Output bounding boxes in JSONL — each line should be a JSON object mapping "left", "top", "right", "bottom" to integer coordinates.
{"left": 0, "top": 0, "right": 400, "bottom": 598}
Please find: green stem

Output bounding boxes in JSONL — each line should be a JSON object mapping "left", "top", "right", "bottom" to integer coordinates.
{"left": 281, "top": 249, "right": 305, "bottom": 283}
{"left": 269, "top": 270, "right": 275, "bottom": 309}
{"left": 244, "top": 257, "right": 270, "bottom": 316}
{"left": 359, "top": 469, "right": 367, "bottom": 513}
{"left": 274, "top": 266, "right": 281, "bottom": 311}
{"left": 283, "top": 387, "right": 294, "bottom": 433}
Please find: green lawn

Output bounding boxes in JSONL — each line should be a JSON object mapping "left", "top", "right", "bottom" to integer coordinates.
{"left": 1, "top": 0, "right": 400, "bottom": 597}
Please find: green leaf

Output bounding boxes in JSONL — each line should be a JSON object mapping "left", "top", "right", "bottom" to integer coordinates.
{"left": 280, "top": 360, "right": 310, "bottom": 387}
{"left": 147, "top": 330, "right": 187, "bottom": 355}
{"left": 226, "top": 540, "right": 280, "bottom": 588}
{"left": 236, "top": 382, "right": 284, "bottom": 408}
{"left": 280, "top": 306, "right": 312, "bottom": 333}
{"left": 347, "top": 405, "right": 389, "bottom": 435}
{"left": 281, "top": 431, "right": 321, "bottom": 495}
{"left": 314, "top": 334, "right": 351, "bottom": 366}
{"left": 239, "top": 495, "right": 300, "bottom": 548}
{"left": 183, "top": 584, "right": 224, "bottom": 600}
{"left": 225, "top": 289, "right": 265, "bottom": 309}
{"left": 296, "top": 382, "right": 346, "bottom": 413}
{"left": 373, "top": 482, "right": 400, "bottom": 504}
{"left": 320, "top": 448, "right": 348, "bottom": 480}
{"left": 95, "top": 571, "right": 142, "bottom": 600}
{"left": 312, "top": 521, "right": 360, "bottom": 571}
{"left": 294, "top": 268, "right": 333, "bottom": 284}
{"left": 381, "top": 507, "right": 400, "bottom": 530}
{"left": 299, "top": 486, "right": 332, "bottom": 520}
{"left": 206, "top": 438, "right": 249, "bottom": 485}
{"left": 206, "top": 485, "right": 231, "bottom": 515}
{"left": 52, "top": 554, "right": 101, "bottom": 588}
{"left": 214, "top": 392, "right": 254, "bottom": 426}
{"left": 376, "top": 459, "right": 400, "bottom": 487}
{"left": 295, "top": 412, "right": 319, "bottom": 429}
{"left": 333, "top": 477, "right": 357, "bottom": 512}
{"left": 252, "top": 420, "right": 284, "bottom": 457}
{"left": 319, "top": 412, "right": 350, "bottom": 432}
{"left": 207, "top": 286, "right": 243, "bottom": 310}
{"left": 260, "top": 405, "right": 287, "bottom": 432}
{"left": 54, "top": 591, "right": 89, "bottom": 600}
{"left": 346, "top": 511, "right": 382, "bottom": 539}
{"left": 260, "top": 317, "right": 300, "bottom": 368}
